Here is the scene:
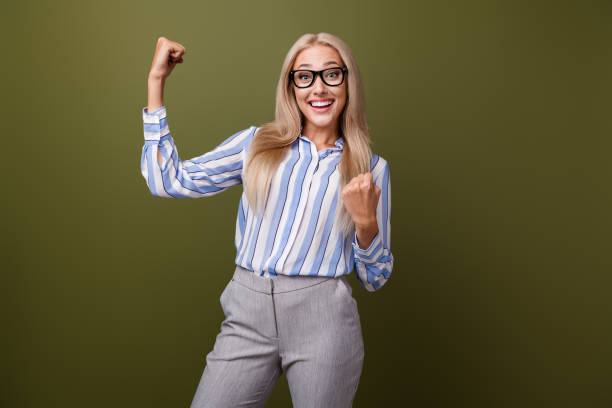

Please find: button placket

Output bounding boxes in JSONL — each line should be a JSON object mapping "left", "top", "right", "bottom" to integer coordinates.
{"left": 275, "top": 142, "right": 318, "bottom": 271}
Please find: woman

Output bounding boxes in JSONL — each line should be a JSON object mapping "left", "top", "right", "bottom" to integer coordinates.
{"left": 141, "top": 33, "right": 393, "bottom": 408}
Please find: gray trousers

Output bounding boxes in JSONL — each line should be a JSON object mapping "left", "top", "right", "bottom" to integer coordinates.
{"left": 190, "top": 264, "right": 365, "bottom": 408}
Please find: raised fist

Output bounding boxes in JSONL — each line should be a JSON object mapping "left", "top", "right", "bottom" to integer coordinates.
{"left": 148, "top": 36, "right": 186, "bottom": 81}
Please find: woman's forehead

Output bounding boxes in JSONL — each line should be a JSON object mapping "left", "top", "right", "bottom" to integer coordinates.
{"left": 294, "top": 45, "right": 343, "bottom": 68}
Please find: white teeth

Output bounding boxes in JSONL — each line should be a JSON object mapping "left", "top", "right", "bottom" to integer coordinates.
{"left": 310, "top": 100, "right": 333, "bottom": 107}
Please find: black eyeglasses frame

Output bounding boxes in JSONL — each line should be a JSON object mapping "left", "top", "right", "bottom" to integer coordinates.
{"left": 289, "top": 66, "right": 348, "bottom": 88}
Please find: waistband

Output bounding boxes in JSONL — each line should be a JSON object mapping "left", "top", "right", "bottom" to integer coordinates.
{"left": 232, "top": 264, "right": 342, "bottom": 294}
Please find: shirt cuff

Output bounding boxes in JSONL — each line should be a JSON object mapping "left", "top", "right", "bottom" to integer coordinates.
{"left": 142, "top": 105, "right": 168, "bottom": 142}
{"left": 352, "top": 230, "right": 383, "bottom": 262}
{"left": 143, "top": 105, "right": 166, "bottom": 116}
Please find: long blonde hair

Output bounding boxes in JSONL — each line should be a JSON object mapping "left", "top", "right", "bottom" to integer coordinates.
{"left": 243, "top": 32, "right": 372, "bottom": 238}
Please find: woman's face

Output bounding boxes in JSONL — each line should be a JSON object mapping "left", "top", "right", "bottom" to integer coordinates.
{"left": 292, "top": 45, "right": 347, "bottom": 134}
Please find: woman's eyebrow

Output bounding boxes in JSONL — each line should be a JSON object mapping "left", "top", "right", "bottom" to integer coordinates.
{"left": 297, "top": 61, "right": 340, "bottom": 68}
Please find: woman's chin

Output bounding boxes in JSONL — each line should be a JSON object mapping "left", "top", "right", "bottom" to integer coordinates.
{"left": 305, "top": 116, "right": 337, "bottom": 129}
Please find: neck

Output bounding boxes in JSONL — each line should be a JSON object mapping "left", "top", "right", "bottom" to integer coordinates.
{"left": 302, "top": 122, "right": 340, "bottom": 146}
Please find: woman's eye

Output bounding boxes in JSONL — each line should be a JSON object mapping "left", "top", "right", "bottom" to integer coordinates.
{"left": 326, "top": 72, "right": 338, "bottom": 78}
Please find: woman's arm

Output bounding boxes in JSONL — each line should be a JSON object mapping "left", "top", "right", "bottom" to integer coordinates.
{"left": 145, "top": 36, "right": 184, "bottom": 169}
{"left": 141, "top": 105, "right": 256, "bottom": 198}
{"left": 141, "top": 39, "right": 253, "bottom": 198}
{"left": 352, "top": 158, "right": 394, "bottom": 291}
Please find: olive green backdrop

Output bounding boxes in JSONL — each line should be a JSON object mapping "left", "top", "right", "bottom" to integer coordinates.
{"left": 2, "top": 0, "right": 610, "bottom": 407}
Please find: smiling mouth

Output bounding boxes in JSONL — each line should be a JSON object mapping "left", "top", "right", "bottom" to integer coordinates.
{"left": 308, "top": 100, "right": 335, "bottom": 112}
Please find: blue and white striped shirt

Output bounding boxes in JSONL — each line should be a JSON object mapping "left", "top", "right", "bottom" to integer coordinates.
{"left": 141, "top": 106, "right": 393, "bottom": 291}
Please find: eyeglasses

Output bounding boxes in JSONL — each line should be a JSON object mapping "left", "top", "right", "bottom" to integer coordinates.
{"left": 289, "top": 66, "right": 348, "bottom": 88}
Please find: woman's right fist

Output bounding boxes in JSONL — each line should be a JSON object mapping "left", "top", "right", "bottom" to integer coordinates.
{"left": 148, "top": 37, "right": 186, "bottom": 81}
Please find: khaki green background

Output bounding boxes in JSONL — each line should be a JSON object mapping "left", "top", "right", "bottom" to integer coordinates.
{"left": 2, "top": 0, "right": 611, "bottom": 406}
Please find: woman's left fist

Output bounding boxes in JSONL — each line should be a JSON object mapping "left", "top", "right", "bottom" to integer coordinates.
{"left": 341, "top": 172, "right": 381, "bottom": 227}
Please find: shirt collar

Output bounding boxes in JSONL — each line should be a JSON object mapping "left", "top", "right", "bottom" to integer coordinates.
{"left": 334, "top": 137, "right": 344, "bottom": 149}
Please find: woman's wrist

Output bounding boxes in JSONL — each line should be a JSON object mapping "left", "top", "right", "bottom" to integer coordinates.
{"left": 148, "top": 70, "right": 166, "bottom": 82}
{"left": 355, "top": 220, "right": 378, "bottom": 250}
{"left": 354, "top": 216, "right": 377, "bottom": 231}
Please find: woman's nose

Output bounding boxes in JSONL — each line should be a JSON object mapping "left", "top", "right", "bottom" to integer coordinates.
{"left": 312, "top": 74, "right": 327, "bottom": 91}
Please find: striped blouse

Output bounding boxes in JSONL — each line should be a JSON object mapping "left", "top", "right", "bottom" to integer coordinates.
{"left": 141, "top": 105, "right": 394, "bottom": 291}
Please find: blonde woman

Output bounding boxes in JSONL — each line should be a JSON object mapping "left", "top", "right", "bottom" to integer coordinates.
{"left": 141, "top": 33, "right": 394, "bottom": 408}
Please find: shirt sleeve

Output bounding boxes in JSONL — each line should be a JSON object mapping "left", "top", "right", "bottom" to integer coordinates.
{"left": 352, "top": 157, "right": 394, "bottom": 292}
{"left": 140, "top": 105, "right": 256, "bottom": 198}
